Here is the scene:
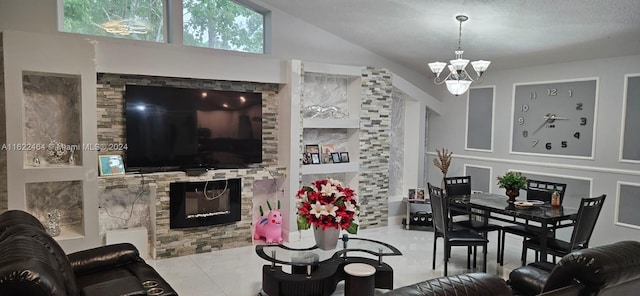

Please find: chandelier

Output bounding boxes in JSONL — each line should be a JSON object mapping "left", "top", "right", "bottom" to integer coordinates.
{"left": 428, "top": 15, "right": 490, "bottom": 96}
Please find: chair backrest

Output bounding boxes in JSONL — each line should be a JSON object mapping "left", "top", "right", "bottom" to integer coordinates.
{"left": 444, "top": 176, "right": 471, "bottom": 197}
{"left": 569, "top": 195, "right": 606, "bottom": 249}
{"left": 428, "top": 183, "right": 448, "bottom": 238}
{"left": 527, "top": 180, "right": 567, "bottom": 204}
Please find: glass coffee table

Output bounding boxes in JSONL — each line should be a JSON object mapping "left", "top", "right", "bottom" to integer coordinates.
{"left": 255, "top": 236, "right": 402, "bottom": 296}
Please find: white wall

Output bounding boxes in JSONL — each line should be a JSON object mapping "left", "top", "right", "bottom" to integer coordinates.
{"left": 426, "top": 54, "right": 640, "bottom": 246}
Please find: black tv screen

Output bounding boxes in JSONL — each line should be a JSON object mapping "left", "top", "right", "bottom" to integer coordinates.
{"left": 124, "top": 84, "right": 262, "bottom": 171}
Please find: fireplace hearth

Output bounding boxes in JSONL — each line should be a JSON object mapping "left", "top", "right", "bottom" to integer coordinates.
{"left": 169, "top": 178, "right": 241, "bottom": 229}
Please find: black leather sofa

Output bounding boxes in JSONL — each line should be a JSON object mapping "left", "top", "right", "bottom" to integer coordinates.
{"left": 0, "top": 210, "right": 178, "bottom": 296}
{"left": 382, "top": 240, "right": 640, "bottom": 296}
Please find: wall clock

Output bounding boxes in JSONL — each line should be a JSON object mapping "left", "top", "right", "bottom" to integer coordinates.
{"left": 510, "top": 78, "right": 598, "bottom": 158}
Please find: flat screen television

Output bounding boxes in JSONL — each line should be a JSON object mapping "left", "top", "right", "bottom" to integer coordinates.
{"left": 124, "top": 84, "right": 262, "bottom": 172}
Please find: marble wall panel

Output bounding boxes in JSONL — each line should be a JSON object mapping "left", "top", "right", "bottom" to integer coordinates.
{"left": 389, "top": 90, "right": 406, "bottom": 197}
{"left": 25, "top": 180, "right": 83, "bottom": 228}
{"left": 302, "top": 73, "right": 349, "bottom": 118}
{"left": 0, "top": 34, "right": 6, "bottom": 211}
{"left": 23, "top": 73, "right": 82, "bottom": 166}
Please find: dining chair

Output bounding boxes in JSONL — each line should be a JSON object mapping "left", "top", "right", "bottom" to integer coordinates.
{"left": 499, "top": 180, "right": 567, "bottom": 265}
{"left": 444, "top": 176, "right": 502, "bottom": 264}
{"left": 521, "top": 194, "right": 606, "bottom": 264}
{"left": 428, "top": 183, "right": 488, "bottom": 276}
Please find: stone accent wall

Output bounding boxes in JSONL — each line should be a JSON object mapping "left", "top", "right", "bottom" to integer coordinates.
{"left": 359, "top": 68, "right": 392, "bottom": 228}
{"left": 0, "top": 34, "right": 6, "bottom": 211}
{"left": 96, "top": 74, "right": 283, "bottom": 258}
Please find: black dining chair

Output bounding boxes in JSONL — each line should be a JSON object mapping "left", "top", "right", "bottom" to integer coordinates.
{"left": 521, "top": 194, "right": 606, "bottom": 264}
{"left": 499, "top": 180, "right": 567, "bottom": 265}
{"left": 445, "top": 176, "right": 502, "bottom": 264}
{"left": 429, "top": 183, "right": 488, "bottom": 276}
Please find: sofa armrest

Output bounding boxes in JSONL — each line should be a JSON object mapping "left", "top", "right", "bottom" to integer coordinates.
{"left": 68, "top": 243, "right": 143, "bottom": 275}
{"left": 382, "top": 273, "right": 510, "bottom": 296}
{"left": 509, "top": 264, "right": 554, "bottom": 296}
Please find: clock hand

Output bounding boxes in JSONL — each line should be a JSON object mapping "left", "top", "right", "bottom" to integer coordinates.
{"left": 532, "top": 114, "right": 553, "bottom": 135}
{"left": 544, "top": 114, "right": 569, "bottom": 121}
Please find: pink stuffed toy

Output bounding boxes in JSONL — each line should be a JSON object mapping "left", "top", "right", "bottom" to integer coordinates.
{"left": 254, "top": 200, "right": 283, "bottom": 244}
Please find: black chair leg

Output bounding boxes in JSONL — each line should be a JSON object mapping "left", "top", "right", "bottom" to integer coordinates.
{"left": 521, "top": 242, "right": 527, "bottom": 266}
{"left": 483, "top": 244, "right": 488, "bottom": 272}
{"left": 473, "top": 246, "right": 477, "bottom": 268}
{"left": 496, "top": 230, "right": 501, "bottom": 264}
{"left": 432, "top": 236, "right": 437, "bottom": 270}
{"left": 467, "top": 246, "right": 471, "bottom": 269}
{"left": 444, "top": 243, "right": 449, "bottom": 276}
{"left": 500, "top": 230, "right": 506, "bottom": 266}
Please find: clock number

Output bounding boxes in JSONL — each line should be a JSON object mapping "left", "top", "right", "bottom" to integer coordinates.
{"left": 561, "top": 141, "right": 568, "bottom": 148}
{"left": 568, "top": 89, "right": 573, "bottom": 97}
{"left": 522, "top": 130, "right": 528, "bottom": 138}
{"left": 545, "top": 143, "right": 552, "bottom": 150}
{"left": 573, "top": 132, "right": 581, "bottom": 139}
{"left": 576, "top": 103, "right": 583, "bottom": 110}
{"left": 580, "top": 117, "right": 587, "bottom": 125}
{"left": 547, "top": 88, "right": 557, "bottom": 96}
{"left": 520, "top": 104, "right": 529, "bottom": 112}
{"left": 518, "top": 117, "right": 525, "bottom": 125}
{"left": 530, "top": 91, "right": 537, "bottom": 100}
{"left": 532, "top": 140, "right": 539, "bottom": 147}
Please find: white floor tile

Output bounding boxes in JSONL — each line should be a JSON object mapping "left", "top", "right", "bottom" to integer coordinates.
{"left": 149, "top": 224, "right": 531, "bottom": 296}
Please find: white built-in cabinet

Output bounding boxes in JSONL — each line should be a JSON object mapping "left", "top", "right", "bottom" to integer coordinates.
{"left": 2, "top": 31, "right": 100, "bottom": 252}
{"left": 283, "top": 60, "right": 363, "bottom": 238}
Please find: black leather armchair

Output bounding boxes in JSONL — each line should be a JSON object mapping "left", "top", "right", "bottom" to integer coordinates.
{"left": 509, "top": 240, "right": 640, "bottom": 296}
{"left": 382, "top": 273, "right": 511, "bottom": 296}
{"left": 0, "top": 210, "right": 177, "bottom": 296}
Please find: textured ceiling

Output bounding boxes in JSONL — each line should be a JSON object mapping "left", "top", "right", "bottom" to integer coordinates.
{"left": 260, "top": 0, "right": 640, "bottom": 75}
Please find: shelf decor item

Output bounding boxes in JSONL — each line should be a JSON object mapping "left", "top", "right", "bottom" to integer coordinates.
{"left": 433, "top": 148, "right": 453, "bottom": 187}
{"left": 45, "top": 209, "right": 61, "bottom": 237}
{"left": 296, "top": 178, "right": 359, "bottom": 250}
{"left": 497, "top": 171, "right": 528, "bottom": 203}
{"left": 98, "top": 155, "right": 125, "bottom": 176}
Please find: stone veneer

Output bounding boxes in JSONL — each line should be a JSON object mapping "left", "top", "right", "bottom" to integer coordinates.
{"left": 359, "top": 68, "right": 392, "bottom": 228}
{"left": 0, "top": 34, "right": 6, "bottom": 211}
{"left": 96, "top": 74, "right": 283, "bottom": 258}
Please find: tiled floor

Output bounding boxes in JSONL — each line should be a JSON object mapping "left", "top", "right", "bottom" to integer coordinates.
{"left": 147, "top": 224, "right": 530, "bottom": 295}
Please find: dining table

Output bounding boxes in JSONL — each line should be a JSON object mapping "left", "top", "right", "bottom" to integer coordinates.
{"left": 448, "top": 192, "right": 579, "bottom": 263}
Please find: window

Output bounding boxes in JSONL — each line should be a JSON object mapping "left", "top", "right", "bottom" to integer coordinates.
{"left": 183, "top": 0, "right": 264, "bottom": 53}
{"left": 62, "top": 0, "right": 165, "bottom": 42}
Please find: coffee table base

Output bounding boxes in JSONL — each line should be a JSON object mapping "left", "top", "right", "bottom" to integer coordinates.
{"left": 261, "top": 257, "right": 394, "bottom": 296}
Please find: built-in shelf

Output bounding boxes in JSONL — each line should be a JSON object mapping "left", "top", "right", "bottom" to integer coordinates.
{"left": 301, "top": 162, "right": 359, "bottom": 175}
{"left": 54, "top": 225, "right": 85, "bottom": 241}
{"left": 303, "top": 118, "right": 360, "bottom": 129}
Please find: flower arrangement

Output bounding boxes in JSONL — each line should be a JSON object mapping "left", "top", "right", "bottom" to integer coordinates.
{"left": 497, "top": 171, "right": 528, "bottom": 190}
{"left": 296, "top": 178, "right": 359, "bottom": 234}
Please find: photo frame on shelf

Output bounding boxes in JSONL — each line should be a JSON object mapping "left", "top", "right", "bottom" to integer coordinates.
{"left": 305, "top": 144, "right": 320, "bottom": 154}
{"left": 310, "top": 153, "right": 321, "bottom": 164}
{"left": 331, "top": 152, "right": 341, "bottom": 163}
{"left": 98, "top": 155, "right": 125, "bottom": 176}
{"left": 302, "top": 153, "right": 311, "bottom": 165}
{"left": 320, "top": 144, "right": 336, "bottom": 163}
{"left": 340, "top": 152, "right": 350, "bottom": 163}
{"left": 408, "top": 188, "right": 417, "bottom": 200}
{"left": 416, "top": 188, "right": 426, "bottom": 200}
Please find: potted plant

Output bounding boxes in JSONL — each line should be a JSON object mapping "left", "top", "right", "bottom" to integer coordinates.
{"left": 497, "top": 171, "right": 528, "bottom": 203}
{"left": 295, "top": 178, "right": 359, "bottom": 250}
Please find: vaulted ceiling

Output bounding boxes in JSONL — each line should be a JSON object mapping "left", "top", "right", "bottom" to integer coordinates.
{"left": 261, "top": 0, "right": 640, "bottom": 75}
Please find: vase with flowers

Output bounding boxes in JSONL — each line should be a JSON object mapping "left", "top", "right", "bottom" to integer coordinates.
{"left": 296, "top": 178, "right": 359, "bottom": 250}
{"left": 497, "top": 171, "right": 528, "bottom": 203}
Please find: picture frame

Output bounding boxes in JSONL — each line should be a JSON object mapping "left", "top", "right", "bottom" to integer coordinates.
{"left": 331, "top": 152, "right": 341, "bottom": 163}
{"left": 340, "top": 152, "right": 350, "bottom": 163}
{"left": 320, "top": 144, "right": 335, "bottom": 163}
{"left": 302, "top": 152, "right": 311, "bottom": 165}
{"left": 305, "top": 144, "right": 320, "bottom": 154}
{"left": 416, "top": 188, "right": 426, "bottom": 200}
{"left": 408, "top": 188, "right": 416, "bottom": 200}
{"left": 98, "top": 155, "right": 125, "bottom": 176}
{"left": 310, "top": 153, "right": 321, "bottom": 164}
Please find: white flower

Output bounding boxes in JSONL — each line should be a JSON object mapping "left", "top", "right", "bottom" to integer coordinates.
{"left": 345, "top": 201, "right": 357, "bottom": 212}
{"left": 310, "top": 201, "right": 325, "bottom": 218}
{"left": 324, "top": 203, "right": 338, "bottom": 217}
{"left": 328, "top": 178, "right": 342, "bottom": 187}
{"left": 320, "top": 183, "right": 339, "bottom": 197}
{"left": 335, "top": 216, "right": 342, "bottom": 223}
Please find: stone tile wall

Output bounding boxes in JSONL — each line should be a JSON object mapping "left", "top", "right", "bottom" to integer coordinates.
{"left": 96, "top": 74, "right": 284, "bottom": 258}
{"left": 359, "top": 68, "right": 392, "bottom": 228}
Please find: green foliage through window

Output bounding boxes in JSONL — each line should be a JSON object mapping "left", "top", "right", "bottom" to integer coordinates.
{"left": 62, "top": 0, "right": 165, "bottom": 42}
{"left": 183, "top": 0, "right": 264, "bottom": 53}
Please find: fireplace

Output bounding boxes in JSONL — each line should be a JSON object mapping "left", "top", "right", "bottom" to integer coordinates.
{"left": 169, "top": 178, "right": 241, "bottom": 229}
